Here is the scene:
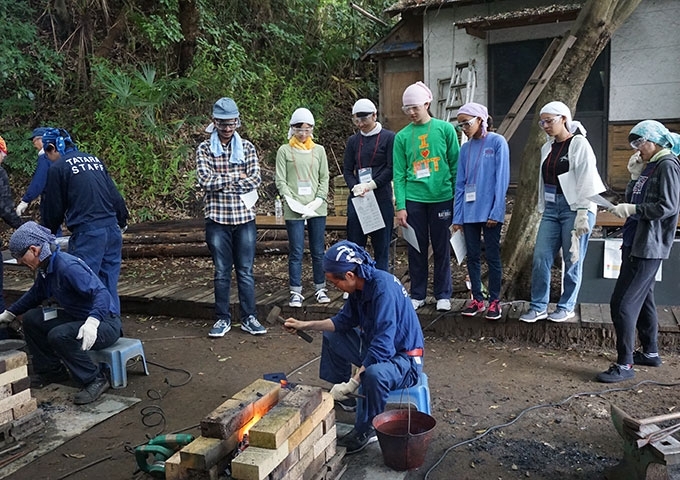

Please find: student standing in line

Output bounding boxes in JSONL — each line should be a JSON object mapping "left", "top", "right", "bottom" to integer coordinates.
{"left": 452, "top": 103, "right": 510, "bottom": 320}
{"left": 16, "top": 127, "right": 52, "bottom": 221}
{"left": 342, "top": 98, "right": 395, "bottom": 272}
{"left": 519, "top": 101, "right": 605, "bottom": 324}
{"left": 597, "top": 120, "right": 680, "bottom": 383}
{"left": 275, "top": 108, "right": 331, "bottom": 307}
{"left": 393, "top": 81, "right": 459, "bottom": 312}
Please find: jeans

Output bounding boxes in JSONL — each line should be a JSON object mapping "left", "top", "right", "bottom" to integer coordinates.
{"left": 405, "top": 200, "right": 453, "bottom": 301}
{"left": 610, "top": 246, "right": 661, "bottom": 365}
{"left": 319, "top": 328, "right": 420, "bottom": 433}
{"left": 530, "top": 195, "right": 594, "bottom": 312}
{"left": 346, "top": 196, "right": 394, "bottom": 272}
{"left": 286, "top": 216, "right": 326, "bottom": 291}
{"left": 463, "top": 222, "right": 502, "bottom": 302}
{"left": 69, "top": 225, "right": 123, "bottom": 314}
{"left": 23, "top": 308, "right": 120, "bottom": 385}
{"left": 205, "top": 219, "right": 257, "bottom": 321}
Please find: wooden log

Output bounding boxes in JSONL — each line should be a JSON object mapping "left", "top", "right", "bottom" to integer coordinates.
{"left": 121, "top": 241, "right": 293, "bottom": 258}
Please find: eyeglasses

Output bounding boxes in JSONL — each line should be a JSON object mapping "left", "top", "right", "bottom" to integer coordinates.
{"left": 538, "top": 116, "right": 562, "bottom": 128}
{"left": 401, "top": 104, "right": 424, "bottom": 114}
{"left": 455, "top": 118, "right": 477, "bottom": 130}
{"left": 213, "top": 119, "right": 241, "bottom": 130}
{"left": 292, "top": 127, "right": 313, "bottom": 134}
{"left": 352, "top": 114, "right": 374, "bottom": 125}
{"left": 630, "top": 137, "right": 648, "bottom": 150}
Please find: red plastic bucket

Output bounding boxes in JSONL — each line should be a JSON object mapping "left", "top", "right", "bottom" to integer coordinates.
{"left": 372, "top": 409, "right": 436, "bottom": 471}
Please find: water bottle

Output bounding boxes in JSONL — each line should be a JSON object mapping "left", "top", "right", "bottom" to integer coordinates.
{"left": 274, "top": 196, "right": 283, "bottom": 224}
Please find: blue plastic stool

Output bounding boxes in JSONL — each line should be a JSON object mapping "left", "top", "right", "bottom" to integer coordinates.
{"left": 356, "top": 371, "right": 431, "bottom": 417}
{"left": 88, "top": 338, "right": 150, "bottom": 389}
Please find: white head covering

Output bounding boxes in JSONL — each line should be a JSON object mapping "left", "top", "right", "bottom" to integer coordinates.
{"left": 539, "top": 101, "right": 587, "bottom": 137}
{"left": 402, "top": 81, "right": 433, "bottom": 106}
{"left": 288, "top": 108, "right": 315, "bottom": 139}
{"left": 352, "top": 99, "right": 377, "bottom": 115}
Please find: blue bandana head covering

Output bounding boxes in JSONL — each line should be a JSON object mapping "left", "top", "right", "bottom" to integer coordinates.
{"left": 630, "top": 120, "right": 680, "bottom": 156}
{"left": 42, "top": 128, "right": 74, "bottom": 155}
{"left": 9, "top": 221, "right": 56, "bottom": 261}
{"left": 323, "top": 240, "right": 376, "bottom": 280}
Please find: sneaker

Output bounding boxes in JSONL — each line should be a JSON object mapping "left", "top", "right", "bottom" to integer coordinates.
{"left": 596, "top": 363, "right": 635, "bottom": 383}
{"left": 436, "top": 299, "right": 451, "bottom": 311}
{"left": 547, "top": 308, "right": 575, "bottom": 322}
{"left": 73, "top": 375, "right": 110, "bottom": 405}
{"left": 519, "top": 309, "right": 548, "bottom": 323}
{"left": 337, "top": 427, "right": 377, "bottom": 455}
{"left": 633, "top": 351, "right": 662, "bottom": 367}
{"left": 485, "top": 300, "right": 502, "bottom": 320}
{"left": 208, "top": 318, "right": 231, "bottom": 338}
{"left": 241, "top": 315, "right": 267, "bottom": 335}
{"left": 335, "top": 397, "right": 357, "bottom": 412}
{"left": 289, "top": 291, "right": 304, "bottom": 307}
{"left": 461, "top": 299, "right": 485, "bottom": 317}
{"left": 30, "top": 366, "right": 70, "bottom": 389}
{"left": 411, "top": 298, "right": 425, "bottom": 310}
{"left": 315, "top": 288, "right": 331, "bottom": 304}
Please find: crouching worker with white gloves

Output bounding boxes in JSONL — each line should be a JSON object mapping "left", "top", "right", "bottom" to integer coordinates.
{"left": 0, "top": 221, "right": 121, "bottom": 404}
{"left": 283, "top": 241, "right": 424, "bottom": 454}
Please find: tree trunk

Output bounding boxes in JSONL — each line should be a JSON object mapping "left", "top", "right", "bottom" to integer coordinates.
{"left": 502, "top": 0, "right": 642, "bottom": 300}
{"left": 177, "top": 0, "right": 200, "bottom": 76}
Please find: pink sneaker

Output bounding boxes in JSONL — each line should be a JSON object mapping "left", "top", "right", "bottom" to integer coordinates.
{"left": 461, "top": 299, "right": 485, "bottom": 317}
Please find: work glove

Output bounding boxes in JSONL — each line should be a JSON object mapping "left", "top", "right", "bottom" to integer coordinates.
{"left": 569, "top": 230, "right": 580, "bottom": 263}
{"left": 351, "top": 181, "right": 377, "bottom": 197}
{"left": 573, "top": 209, "right": 590, "bottom": 237}
{"left": 329, "top": 377, "right": 360, "bottom": 402}
{"left": 0, "top": 310, "right": 16, "bottom": 325}
{"left": 610, "top": 203, "right": 637, "bottom": 219}
{"left": 627, "top": 152, "right": 646, "bottom": 181}
{"left": 15, "top": 201, "right": 29, "bottom": 216}
{"left": 76, "top": 316, "right": 100, "bottom": 351}
{"left": 302, "top": 198, "right": 324, "bottom": 219}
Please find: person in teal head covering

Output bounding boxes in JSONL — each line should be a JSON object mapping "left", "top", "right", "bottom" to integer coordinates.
{"left": 597, "top": 120, "right": 680, "bottom": 383}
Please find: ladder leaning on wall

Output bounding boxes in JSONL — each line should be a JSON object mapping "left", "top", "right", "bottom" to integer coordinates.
{"left": 442, "top": 59, "right": 477, "bottom": 123}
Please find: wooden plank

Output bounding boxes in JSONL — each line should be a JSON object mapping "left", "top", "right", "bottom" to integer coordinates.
{"left": 657, "top": 306, "right": 679, "bottom": 333}
{"left": 579, "top": 303, "right": 604, "bottom": 325}
{"left": 0, "top": 351, "right": 28, "bottom": 375}
{"left": 0, "top": 366, "right": 28, "bottom": 387}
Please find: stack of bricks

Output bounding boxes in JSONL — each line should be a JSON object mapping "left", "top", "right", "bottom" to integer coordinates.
{"left": 0, "top": 350, "right": 43, "bottom": 449}
{"left": 166, "top": 378, "right": 345, "bottom": 480}
{"left": 332, "top": 175, "right": 349, "bottom": 216}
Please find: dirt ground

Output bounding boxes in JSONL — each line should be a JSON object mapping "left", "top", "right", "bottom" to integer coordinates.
{"left": 4, "top": 302, "right": 680, "bottom": 479}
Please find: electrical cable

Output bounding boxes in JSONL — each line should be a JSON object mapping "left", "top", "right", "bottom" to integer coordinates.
{"left": 424, "top": 378, "right": 680, "bottom": 479}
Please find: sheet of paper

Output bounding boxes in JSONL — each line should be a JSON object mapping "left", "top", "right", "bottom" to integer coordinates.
{"left": 240, "top": 189, "right": 259, "bottom": 210}
{"left": 284, "top": 195, "right": 317, "bottom": 217}
{"left": 603, "top": 238, "right": 661, "bottom": 281}
{"left": 588, "top": 194, "right": 614, "bottom": 209}
{"left": 401, "top": 223, "right": 420, "bottom": 253}
{"left": 449, "top": 229, "right": 467, "bottom": 265}
{"left": 351, "top": 190, "right": 385, "bottom": 235}
{"left": 557, "top": 171, "right": 578, "bottom": 205}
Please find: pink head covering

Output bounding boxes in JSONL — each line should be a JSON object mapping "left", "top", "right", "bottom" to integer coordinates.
{"left": 458, "top": 102, "right": 489, "bottom": 137}
{"left": 402, "top": 81, "right": 432, "bottom": 106}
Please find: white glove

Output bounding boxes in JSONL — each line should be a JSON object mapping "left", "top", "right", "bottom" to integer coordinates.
{"left": 306, "top": 197, "right": 323, "bottom": 212}
{"left": 76, "top": 317, "right": 100, "bottom": 351}
{"left": 15, "top": 201, "right": 28, "bottom": 216}
{"left": 352, "top": 181, "right": 377, "bottom": 197}
{"left": 0, "top": 310, "right": 16, "bottom": 325}
{"left": 569, "top": 230, "right": 580, "bottom": 263}
{"left": 610, "top": 203, "right": 637, "bottom": 219}
{"left": 627, "top": 152, "right": 646, "bottom": 180}
{"left": 329, "top": 377, "right": 360, "bottom": 402}
{"left": 573, "top": 209, "right": 590, "bottom": 237}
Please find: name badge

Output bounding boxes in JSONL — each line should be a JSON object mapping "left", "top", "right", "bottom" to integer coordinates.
{"left": 358, "top": 167, "right": 373, "bottom": 183}
{"left": 544, "top": 184, "right": 556, "bottom": 203}
{"left": 415, "top": 164, "right": 430, "bottom": 179}
{"left": 43, "top": 307, "right": 58, "bottom": 321}
{"left": 297, "top": 181, "right": 313, "bottom": 196}
{"left": 465, "top": 184, "right": 476, "bottom": 202}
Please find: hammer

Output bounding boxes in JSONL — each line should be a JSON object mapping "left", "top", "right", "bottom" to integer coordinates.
{"left": 266, "top": 306, "right": 313, "bottom": 343}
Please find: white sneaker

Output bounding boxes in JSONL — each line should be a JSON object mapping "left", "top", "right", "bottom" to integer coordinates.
{"left": 315, "top": 288, "right": 331, "bottom": 303}
{"left": 411, "top": 298, "right": 425, "bottom": 310}
{"left": 289, "top": 292, "right": 304, "bottom": 308}
{"left": 436, "top": 299, "right": 451, "bottom": 311}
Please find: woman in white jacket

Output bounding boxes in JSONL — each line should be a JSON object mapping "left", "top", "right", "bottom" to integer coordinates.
{"left": 520, "top": 101, "right": 605, "bottom": 323}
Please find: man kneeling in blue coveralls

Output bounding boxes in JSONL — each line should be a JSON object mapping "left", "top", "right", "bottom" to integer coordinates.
{"left": 284, "top": 240, "right": 425, "bottom": 454}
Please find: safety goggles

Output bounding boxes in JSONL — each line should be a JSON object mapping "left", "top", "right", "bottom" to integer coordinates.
{"left": 213, "top": 119, "right": 241, "bottom": 130}
{"left": 352, "top": 113, "right": 374, "bottom": 125}
{"left": 630, "top": 137, "right": 648, "bottom": 150}
{"left": 292, "top": 127, "right": 313, "bottom": 134}
{"left": 455, "top": 118, "right": 477, "bottom": 130}
{"left": 538, "top": 116, "right": 562, "bottom": 128}
{"left": 401, "top": 104, "right": 424, "bottom": 114}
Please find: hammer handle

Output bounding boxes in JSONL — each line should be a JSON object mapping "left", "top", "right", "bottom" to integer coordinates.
{"left": 277, "top": 316, "right": 313, "bottom": 343}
